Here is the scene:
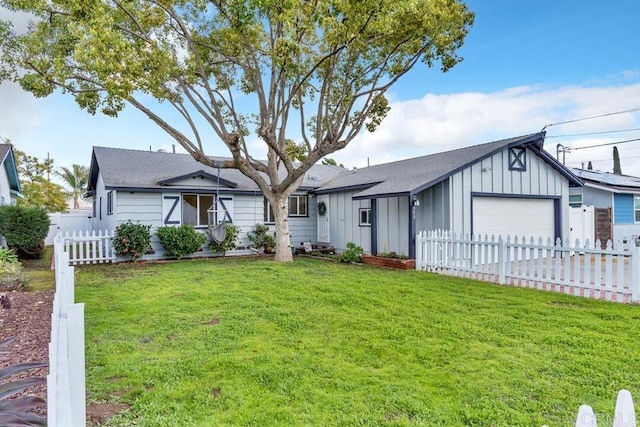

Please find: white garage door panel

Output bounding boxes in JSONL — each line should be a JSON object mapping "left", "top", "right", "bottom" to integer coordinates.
{"left": 473, "top": 197, "right": 555, "bottom": 240}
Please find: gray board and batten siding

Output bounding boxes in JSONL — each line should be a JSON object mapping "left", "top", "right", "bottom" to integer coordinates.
{"left": 318, "top": 190, "right": 373, "bottom": 253}
{"left": 314, "top": 133, "right": 581, "bottom": 258}
{"left": 448, "top": 144, "right": 570, "bottom": 238}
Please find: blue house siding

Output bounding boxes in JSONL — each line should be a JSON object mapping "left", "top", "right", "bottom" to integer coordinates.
{"left": 614, "top": 194, "right": 634, "bottom": 224}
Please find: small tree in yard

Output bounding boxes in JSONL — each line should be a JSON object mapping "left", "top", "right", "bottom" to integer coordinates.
{"left": 0, "top": 0, "right": 474, "bottom": 262}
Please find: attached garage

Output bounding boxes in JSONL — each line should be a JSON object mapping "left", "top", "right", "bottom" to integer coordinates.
{"left": 472, "top": 196, "right": 558, "bottom": 241}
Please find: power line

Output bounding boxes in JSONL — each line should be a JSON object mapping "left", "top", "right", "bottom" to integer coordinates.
{"left": 569, "top": 137, "right": 640, "bottom": 151}
{"left": 546, "top": 127, "right": 640, "bottom": 139}
{"left": 567, "top": 154, "right": 640, "bottom": 165}
{"left": 542, "top": 107, "right": 640, "bottom": 130}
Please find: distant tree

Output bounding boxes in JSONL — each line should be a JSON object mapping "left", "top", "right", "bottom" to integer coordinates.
{"left": 613, "top": 146, "right": 622, "bottom": 174}
{"left": 321, "top": 158, "right": 345, "bottom": 168}
{"left": 14, "top": 148, "right": 67, "bottom": 212}
{"left": 55, "top": 164, "right": 89, "bottom": 210}
{"left": 1, "top": 0, "right": 474, "bottom": 261}
{"left": 284, "top": 140, "right": 308, "bottom": 163}
{"left": 587, "top": 161, "right": 593, "bottom": 170}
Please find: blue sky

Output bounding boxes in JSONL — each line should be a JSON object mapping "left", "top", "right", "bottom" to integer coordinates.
{"left": 1, "top": 0, "right": 639, "bottom": 179}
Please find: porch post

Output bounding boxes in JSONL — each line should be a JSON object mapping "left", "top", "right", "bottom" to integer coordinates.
{"left": 409, "top": 196, "right": 417, "bottom": 259}
{"left": 371, "top": 199, "right": 377, "bottom": 255}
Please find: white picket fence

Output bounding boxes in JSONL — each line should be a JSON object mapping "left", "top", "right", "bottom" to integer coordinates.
{"left": 545, "top": 389, "right": 636, "bottom": 427}
{"left": 57, "top": 230, "right": 115, "bottom": 265}
{"left": 49, "top": 236, "right": 86, "bottom": 426}
{"left": 416, "top": 230, "right": 640, "bottom": 303}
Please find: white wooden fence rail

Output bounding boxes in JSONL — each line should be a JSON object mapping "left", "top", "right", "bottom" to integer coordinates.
{"left": 416, "top": 230, "right": 640, "bottom": 303}
{"left": 48, "top": 236, "right": 87, "bottom": 427}
{"left": 58, "top": 230, "right": 115, "bottom": 265}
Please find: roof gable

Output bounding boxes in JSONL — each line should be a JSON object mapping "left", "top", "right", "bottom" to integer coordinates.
{"left": 315, "top": 133, "right": 582, "bottom": 198}
{"left": 0, "top": 144, "right": 22, "bottom": 195}
{"left": 158, "top": 171, "right": 238, "bottom": 188}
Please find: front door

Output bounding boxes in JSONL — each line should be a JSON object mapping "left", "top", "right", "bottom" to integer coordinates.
{"left": 317, "top": 195, "right": 330, "bottom": 243}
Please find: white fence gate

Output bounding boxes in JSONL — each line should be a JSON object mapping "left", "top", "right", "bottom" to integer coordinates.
{"left": 416, "top": 230, "right": 640, "bottom": 303}
{"left": 49, "top": 237, "right": 86, "bottom": 426}
{"left": 570, "top": 205, "right": 595, "bottom": 246}
{"left": 45, "top": 212, "right": 93, "bottom": 245}
{"left": 57, "top": 230, "right": 115, "bottom": 265}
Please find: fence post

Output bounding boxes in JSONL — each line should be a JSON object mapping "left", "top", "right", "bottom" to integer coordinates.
{"left": 67, "top": 303, "right": 86, "bottom": 426}
{"left": 631, "top": 245, "right": 640, "bottom": 303}
{"left": 415, "top": 231, "right": 422, "bottom": 270}
{"left": 497, "top": 236, "right": 506, "bottom": 284}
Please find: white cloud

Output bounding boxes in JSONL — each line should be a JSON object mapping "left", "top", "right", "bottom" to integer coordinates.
{"left": 0, "top": 81, "right": 42, "bottom": 142}
{"left": 333, "top": 83, "right": 640, "bottom": 173}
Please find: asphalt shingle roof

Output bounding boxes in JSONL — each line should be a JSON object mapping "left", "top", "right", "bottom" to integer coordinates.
{"left": 90, "top": 146, "right": 344, "bottom": 192}
{"left": 0, "top": 144, "right": 10, "bottom": 164}
{"left": 316, "top": 133, "right": 561, "bottom": 198}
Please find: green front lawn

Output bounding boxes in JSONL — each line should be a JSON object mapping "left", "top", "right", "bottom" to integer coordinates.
{"left": 76, "top": 258, "right": 640, "bottom": 426}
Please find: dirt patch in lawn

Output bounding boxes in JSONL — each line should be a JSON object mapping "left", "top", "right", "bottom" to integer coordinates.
{"left": 87, "top": 402, "right": 131, "bottom": 426}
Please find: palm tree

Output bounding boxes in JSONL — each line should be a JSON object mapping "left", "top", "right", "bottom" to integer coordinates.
{"left": 55, "top": 164, "right": 89, "bottom": 210}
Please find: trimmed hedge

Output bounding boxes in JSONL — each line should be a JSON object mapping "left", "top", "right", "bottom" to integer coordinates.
{"left": 0, "top": 205, "right": 50, "bottom": 259}
{"left": 156, "top": 225, "right": 206, "bottom": 259}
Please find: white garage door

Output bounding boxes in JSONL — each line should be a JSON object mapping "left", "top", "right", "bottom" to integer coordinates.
{"left": 472, "top": 197, "right": 555, "bottom": 241}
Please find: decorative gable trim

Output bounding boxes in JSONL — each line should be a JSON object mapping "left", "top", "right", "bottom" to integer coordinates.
{"left": 509, "top": 147, "right": 526, "bottom": 171}
{"left": 158, "top": 170, "right": 238, "bottom": 188}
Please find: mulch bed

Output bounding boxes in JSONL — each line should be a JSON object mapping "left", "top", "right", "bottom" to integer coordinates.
{"left": 0, "top": 289, "right": 53, "bottom": 418}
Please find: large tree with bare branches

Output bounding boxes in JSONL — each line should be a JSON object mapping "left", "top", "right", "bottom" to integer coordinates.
{"left": 0, "top": 0, "right": 473, "bottom": 261}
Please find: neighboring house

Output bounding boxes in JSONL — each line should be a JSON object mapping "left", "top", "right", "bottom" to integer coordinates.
{"left": 569, "top": 168, "right": 640, "bottom": 244}
{"left": 86, "top": 146, "right": 344, "bottom": 258}
{"left": 0, "top": 143, "right": 23, "bottom": 248}
{"left": 314, "top": 132, "right": 582, "bottom": 258}
{"left": 0, "top": 143, "right": 23, "bottom": 206}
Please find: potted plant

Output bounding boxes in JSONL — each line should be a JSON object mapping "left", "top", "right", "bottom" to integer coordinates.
{"left": 248, "top": 223, "right": 276, "bottom": 254}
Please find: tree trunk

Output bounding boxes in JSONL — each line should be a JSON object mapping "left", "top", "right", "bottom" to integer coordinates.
{"left": 272, "top": 194, "right": 293, "bottom": 262}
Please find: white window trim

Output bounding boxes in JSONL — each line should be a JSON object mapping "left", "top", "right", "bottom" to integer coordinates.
{"left": 288, "top": 195, "right": 308, "bottom": 217}
{"left": 182, "top": 193, "right": 216, "bottom": 228}
{"left": 569, "top": 194, "right": 583, "bottom": 208}
{"left": 359, "top": 208, "right": 371, "bottom": 226}
{"left": 107, "top": 191, "right": 114, "bottom": 215}
{"left": 264, "top": 198, "right": 275, "bottom": 224}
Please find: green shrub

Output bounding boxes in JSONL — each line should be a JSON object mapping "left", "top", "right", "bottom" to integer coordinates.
{"left": 0, "top": 261, "right": 29, "bottom": 291}
{"left": 379, "top": 251, "right": 408, "bottom": 259}
{"left": 0, "top": 337, "right": 47, "bottom": 426}
{"left": 157, "top": 225, "right": 206, "bottom": 259}
{"left": 339, "top": 242, "right": 364, "bottom": 263}
{"left": 0, "top": 205, "right": 50, "bottom": 259}
{"left": 209, "top": 223, "right": 240, "bottom": 253}
{"left": 0, "top": 248, "right": 18, "bottom": 264}
{"left": 247, "top": 223, "right": 275, "bottom": 250}
{"left": 112, "top": 221, "right": 152, "bottom": 262}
